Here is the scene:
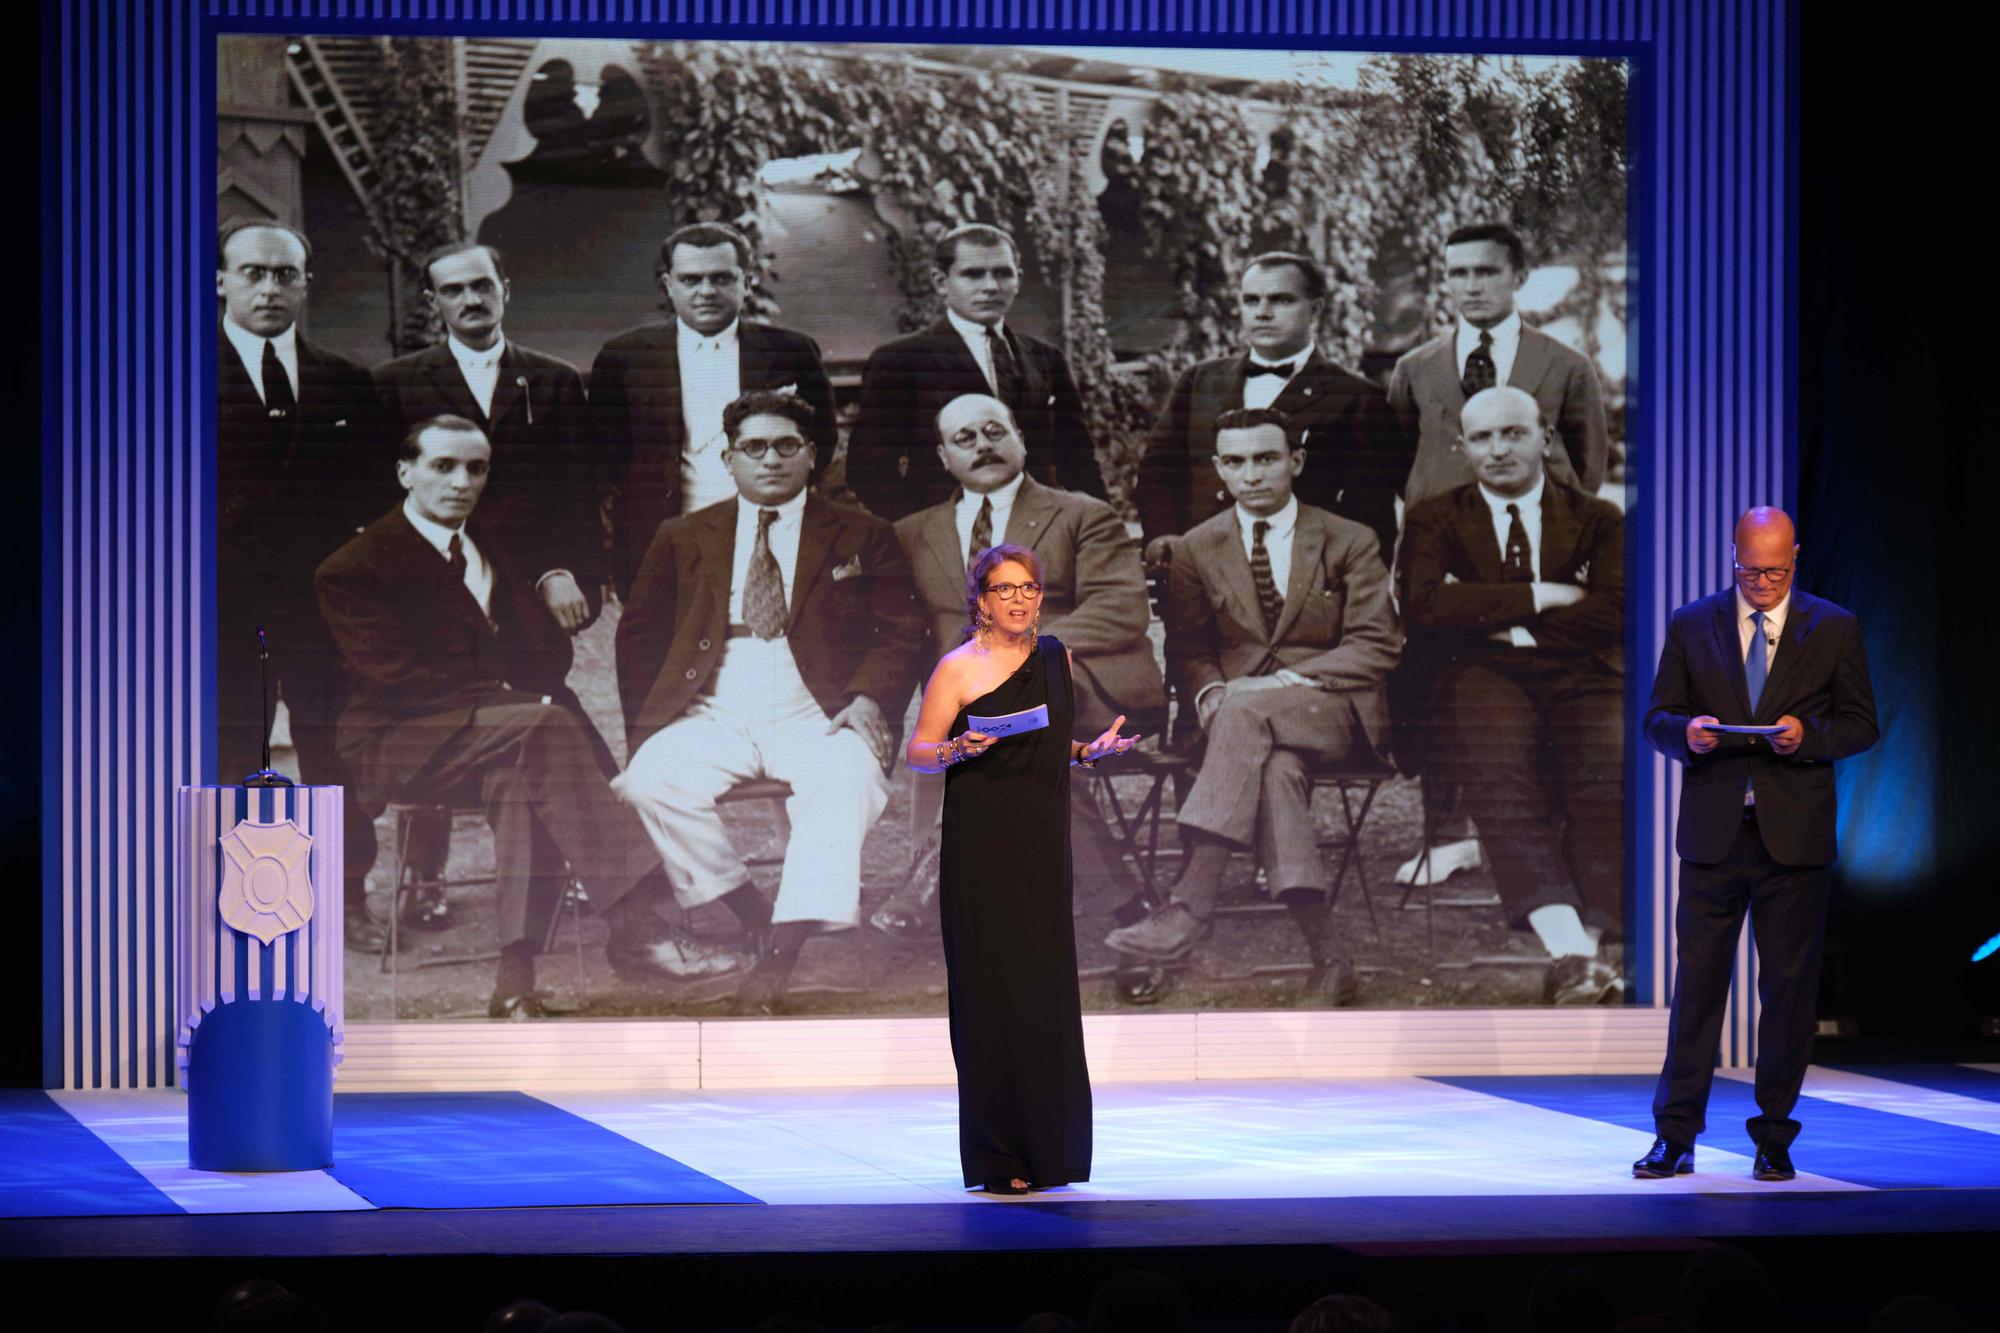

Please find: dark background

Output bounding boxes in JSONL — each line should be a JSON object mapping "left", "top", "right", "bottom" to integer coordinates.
{"left": 6, "top": 13, "right": 2000, "bottom": 1082}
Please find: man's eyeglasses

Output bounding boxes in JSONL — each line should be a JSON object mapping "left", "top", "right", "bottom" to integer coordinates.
{"left": 671, "top": 271, "right": 741, "bottom": 292}
{"left": 730, "top": 437, "right": 809, "bottom": 460}
{"left": 983, "top": 582, "right": 1044, "bottom": 601}
{"left": 1732, "top": 561, "right": 1794, "bottom": 585}
{"left": 228, "top": 264, "right": 306, "bottom": 289}
{"left": 949, "top": 421, "right": 1014, "bottom": 449}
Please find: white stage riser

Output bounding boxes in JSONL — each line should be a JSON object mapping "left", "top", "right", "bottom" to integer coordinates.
{"left": 334, "top": 1010, "right": 1672, "bottom": 1092}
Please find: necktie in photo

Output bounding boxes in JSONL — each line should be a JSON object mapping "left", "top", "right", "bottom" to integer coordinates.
{"left": 1246, "top": 359, "right": 1296, "bottom": 380}
{"left": 1503, "top": 503, "right": 1533, "bottom": 582}
{"left": 261, "top": 339, "right": 296, "bottom": 417}
{"left": 1746, "top": 610, "right": 1769, "bottom": 712}
{"left": 1250, "top": 519, "right": 1283, "bottom": 637}
{"left": 446, "top": 531, "right": 467, "bottom": 581}
{"left": 967, "top": 496, "right": 994, "bottom": 570}
{"left": 1462, "top": 329, "right": 1497, "bottom": 396}
{"left": 743, "top": 508, "right": 787, "bottom": 640}
{"left": 986, "top": 326, "right": 1023, "bottom": 408}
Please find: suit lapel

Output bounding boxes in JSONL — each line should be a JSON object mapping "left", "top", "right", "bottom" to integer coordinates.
{"left": 422, "top": 347, "right": 487, "bottom": 427}
{"left": 1007, "top": 477, "right": 1057, "bottom": 553}
{"left": 1756, "top": 591, "right": 1813, "bottom": 721}
{"left": 921, "top": 498, "right": 966, "bottom": 587}
{"left": 390, "top": 509, "right": 490, "bottom": 633}
{"left": 1507, "top": 327, "right": 1557, "bottom": 396}
{"left": 788, "top": 496, "right": 838, "bottom": 631}
{"left": 1269, "top": 351, "right": 1333, "bottom": 419}
{"left": 1538, "top": 483, "right": 1581, "bottom": 578}
{"left": 1422, "top": 337, "right": 1466, "bottom": 416}
{"left": 699, "top": 502, "right": 737, "bottom": 620}
{"left": 1453, "top": 487, "right": 1507, "bottom": 584}
{"left": 1270, "top": 508, "right": 1324, "bottom": 643}
{"left": 1204, "top": 518, "right": 1263, "bottom": 635}
{"left": 1713, "top": 594, "right": 1755, "bottom": 721}
{"left": 486, "top": 347, "right": 527, "bottom": 429}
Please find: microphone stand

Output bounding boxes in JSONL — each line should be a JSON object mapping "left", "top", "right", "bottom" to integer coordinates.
{"left": 242, "top": 625, "right": 294, "bottom": 788}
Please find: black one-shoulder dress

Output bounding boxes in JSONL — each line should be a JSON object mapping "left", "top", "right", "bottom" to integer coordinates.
{"left": 938, "top": 635, "right": 1093, "bottom": 1188}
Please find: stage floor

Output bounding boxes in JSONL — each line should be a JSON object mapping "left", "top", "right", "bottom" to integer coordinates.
{"left": 6, "top": 1064, "right": 2000, "bottom": 1256}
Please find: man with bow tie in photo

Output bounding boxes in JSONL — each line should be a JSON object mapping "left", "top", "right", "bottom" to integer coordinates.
{"left": 615, "top": 390, "right": 925, "bottom": 1015}
{"left": 215, "top": 215, "right": 395, "bottom": 949}
{"left": 1397, "top": 387, "right": 1626, "bottom": 1006}
{"left": 1133, "top": 251, "right": 1407, "bottom": 568}
{"left": 1633, "top": 506, "right": 1878, "bottom": 1184}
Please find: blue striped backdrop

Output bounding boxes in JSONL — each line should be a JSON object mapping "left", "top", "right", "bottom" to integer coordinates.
{"left": 42, "top": 0, "right": 1797, "bottom": 1088}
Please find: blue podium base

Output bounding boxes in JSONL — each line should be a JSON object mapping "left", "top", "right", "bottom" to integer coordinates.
{"left": 186, "top": 1000, "right": 334, "bottom": 1172}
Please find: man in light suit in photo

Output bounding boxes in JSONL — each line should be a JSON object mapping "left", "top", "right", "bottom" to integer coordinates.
{"left": 1396, "top": 387, "right": 1625, "bottom": 1006}
{"left": 1108, "top": 407, "right": 1400, "bottom": 1002}
{"left": 1386, "top": 221, "right": 1611, "bottom": 889}
{"left": 616, "top": 390, "right": 925, "bottom": 1015}
{"left": 590, "top": 222, "right": 837, "bottom": 597}
{"left": 846, "top": 224, "right": 1108, "bottom": 521}
{"left": 1134, "top": 251, "right": 1408, "bottom": 568}
{"left": 882, "top": 392, "right": 1171, "bottom": 1003}
{"left": 1634, "top": 506, "right": 1878, "bottom": 1183}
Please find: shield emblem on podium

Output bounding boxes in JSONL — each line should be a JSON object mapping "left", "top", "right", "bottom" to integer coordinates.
{"left": 217, "top": 819, "right": 317, "bottom": 945}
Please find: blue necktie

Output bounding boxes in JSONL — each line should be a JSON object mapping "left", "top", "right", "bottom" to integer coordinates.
{"left": 1746, "top": 610, "right": 1768, "bottom": 713}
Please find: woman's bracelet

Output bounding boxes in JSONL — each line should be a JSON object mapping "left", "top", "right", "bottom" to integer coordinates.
{"left": 1072, "top": 741, "right": 1099, "bottom": 769}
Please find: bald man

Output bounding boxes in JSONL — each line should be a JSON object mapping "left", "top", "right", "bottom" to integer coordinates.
{"left": 1636, "top": 507, "right": 1878, "bottom": 1183}
{"left": 1398, "top": 386, "right": 1626, "bottom": 1004}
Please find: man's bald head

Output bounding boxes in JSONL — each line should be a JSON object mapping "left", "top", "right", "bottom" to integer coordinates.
{"left": 1458, "top": 386, "right": 1550, "bottom": 498}
{"left": 936, "top": 392, "right": 1027, "bottom": 494}
{"left": 1732, "top": 506, "right": 1798, "bottom": 610}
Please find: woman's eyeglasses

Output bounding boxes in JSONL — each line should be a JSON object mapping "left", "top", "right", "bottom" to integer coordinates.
{"left": 983, "top": 582, "right": 1044, "bottom": 601}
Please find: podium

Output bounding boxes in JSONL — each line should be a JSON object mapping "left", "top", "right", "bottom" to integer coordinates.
{"left": 175, "top": 785, "right": 345, "bottom": 1171}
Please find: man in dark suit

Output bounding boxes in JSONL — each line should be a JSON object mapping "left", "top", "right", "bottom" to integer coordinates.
{"left": 590, "top": 222, "right": 836, "bottom": 596}
{"left": 1134, "top": 252, "right": 1408, "bottom": 566}
{"left": 846, "top": 224, "right": 1107, "bottom": 520}
{"left": 883, "top": 392, "right": 1170, "bottom": 1002}
{"left": 216, "top": 216, "right": 395, "bottom": 948}
{"left": 616, "top": 390, "right": 925, "bottom": 1014}
{"left": 1634, "top": 506, "right": 1878, "bottom": 1183}
{"left": 1397, "top": 387, "right": 1626, "bottom": 1005}
{"left": 317, "top": 416, "right": 748, "bottom": 1017}
{"left": 374, "top": 241, "right": 602, "bottom": 629}
{"left": 1389, "top": 222, "right": 1608, "bottom": 510}
{"left": 1107, "top": 408, "right": 1400, "bottom": 1002}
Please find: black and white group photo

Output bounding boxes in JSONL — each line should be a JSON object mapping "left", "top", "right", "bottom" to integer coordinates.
{"left": 215, "top": 36, "right": 1631, "bottom": 1021}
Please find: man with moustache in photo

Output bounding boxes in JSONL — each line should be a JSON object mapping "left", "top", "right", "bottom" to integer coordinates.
{"left": 882, "top": 392, "right": 1171, "bottom": 1003}
{"left": 616, "top": 391, "right": 924, "bottom": 1016}
{"left": 1109, "top": 407, "right": 1400, "bottom": 1001}
{"left": 846, "top": 224, "right": 1107, "bottom": 521}
{"left": 317, "top": 416, "right": 747, "bottom": 1018}
{"left": 216, "top": 215, "right": 394, "bottom": 949}
{"left": 1135, "top": 252, "right": 1406, "bottom": 569}
{"left": 590, "top": 222, "right": 836, "bottom": 597}
{"left": 1397, "top": 386, "right": 1625, "bottom": 1006}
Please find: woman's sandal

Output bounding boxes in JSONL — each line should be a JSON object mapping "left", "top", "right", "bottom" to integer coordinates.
{"left": 982, "top": 1177, "right": 1031, "bottom": 1195}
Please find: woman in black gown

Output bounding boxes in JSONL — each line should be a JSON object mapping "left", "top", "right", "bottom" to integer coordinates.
{"left": 905, "top": 543, "right": 1140, "bottom": 1194}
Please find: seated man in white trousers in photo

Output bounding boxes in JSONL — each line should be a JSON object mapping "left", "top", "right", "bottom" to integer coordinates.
{"left": 614, "top": 390, "right": 925, "bottom": 1014}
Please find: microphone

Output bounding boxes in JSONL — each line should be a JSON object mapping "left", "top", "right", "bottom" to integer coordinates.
{"left": 242, "top": 624, "right": 294, "bottom": 788}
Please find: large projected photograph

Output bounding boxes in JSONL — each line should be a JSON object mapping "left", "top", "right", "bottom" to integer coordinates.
{"left": 214, "top": 36, "right": 1630, "bottom": 1021}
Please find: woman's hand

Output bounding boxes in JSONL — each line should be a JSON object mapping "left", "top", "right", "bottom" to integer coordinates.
{"left": 1080, "top": 715, "right": 1141, "bottom": 764}
{"left": 956, "top": 729, "right": 999, "bottom": 759}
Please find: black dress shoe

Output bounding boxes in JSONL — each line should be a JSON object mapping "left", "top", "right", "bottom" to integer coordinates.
{"left": 1632, "top": 1137, "right": 1695, "bottom": 1178}
{"left": 345, "top": 908, "right": 389, "bottom": 953}
{"left": 1546, "top": 954, "right": 1625, "bottom": 1005}
{"left": 1114, "top": 955, "right": 1169, "bottom": 1005}
{"left": 606, "top": 922, "right": 752, "bottom": 982}
{"left": 1753, "top": 1143, "right": 1796, "bottom": 1181}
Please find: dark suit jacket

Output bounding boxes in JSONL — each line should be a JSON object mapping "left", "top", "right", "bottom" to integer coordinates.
{"left": 588, "top": 318, "right": 836, "bottom": 596}
{"left": 846, "top": 319, "right": 1108, "bottom": 520}
{"left": 1643, "top": 588, "right": 1878, "bottom": 867}
{"left": 218, "top": 325, "right": 396, "bottom": 603}
{"left": 1135, "top": 349, "right": 1408, "bottom": 565}
{"left": 894, "top": 476, "right": 1165, "bottom": 731}
{"left": 1165, "top": 503, "right": 1400, "bottom": 755}
{"left": 615, "top": 494, "right": 925, "bottom": 756}
{"left": 315, "top": 506, "right": 581, "bottom": 813}
{"left": 1389, "top": 324, "right": 1609, "bottom": 508}
{"left": 373, "top": 339, "right": 602, "bottom": 611}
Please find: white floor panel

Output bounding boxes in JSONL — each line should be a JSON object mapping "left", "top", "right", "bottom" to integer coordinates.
{"left": 1722, "top": 1065, "right": 2000, "bottom": 1137}
{"left": 50, "top": 1090, "right": 372, "bottom": 1214}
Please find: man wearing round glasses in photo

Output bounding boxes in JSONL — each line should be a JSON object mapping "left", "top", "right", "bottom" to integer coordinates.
{"left": 614, "top": 390, "right": 924, "bottom": 1016}
{"left": 590, "top": 222, "right": 837, "bottom": 598}
{"left": 1636, "top": 506, "right": 1878, "bottom": 1184}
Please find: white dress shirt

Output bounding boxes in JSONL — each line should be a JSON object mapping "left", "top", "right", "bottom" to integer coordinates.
{"left": 1478, "top": 473, "right": 1545, "bottom": 647}
{"left": 678, "top": 319, "right": 743, "bottom": 514}
{"left": 946, "top": 307, "right": 1008, "bottom": 397}
{"left": 222, "top": 318, "right": 298, "bottom": 405}
{"left": 728, "top": 487, "right": 809, "bottom": 626}
{"left": 1241, "top": 343, "right": 1313, "bottom": 412}
{"left": 1233, "top": 493, "right": 1299, "bottom": 595}
{"left": 1455, "top": 310, "right": 1523, "bottom": 387}
{"left": 403, "top": 498, "right": 493, "bottom": 619}
{"left": 955, "top": 471, "right": 1025, "bottom": 566}
{"left": 446, "top": 332, "right": 506, "bottom": 418}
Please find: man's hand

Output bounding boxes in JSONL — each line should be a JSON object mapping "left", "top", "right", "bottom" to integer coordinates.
{"left": 1143, "top": 534, "right": 1180, "bottom": 571}
{"left": 538, "top": 572, "right": 591, "bottom": 633}
{"left": 1198, "top": 675, "right": 1283, "bottom": 730}
{"left": 1273, "top": 668, "right": 1317, "bottom": 689}
{"left": 1533, "top": 581, "right": 1586, "bottom": 611}
{"left": 1770, "top": 714, "right": 1804, "bottom": 755}
{"left": 829, "top": 695, "right": 894, "bottom": 770}
{"left": 1686, "top": 716, "right": 1721, "bottom": 754}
